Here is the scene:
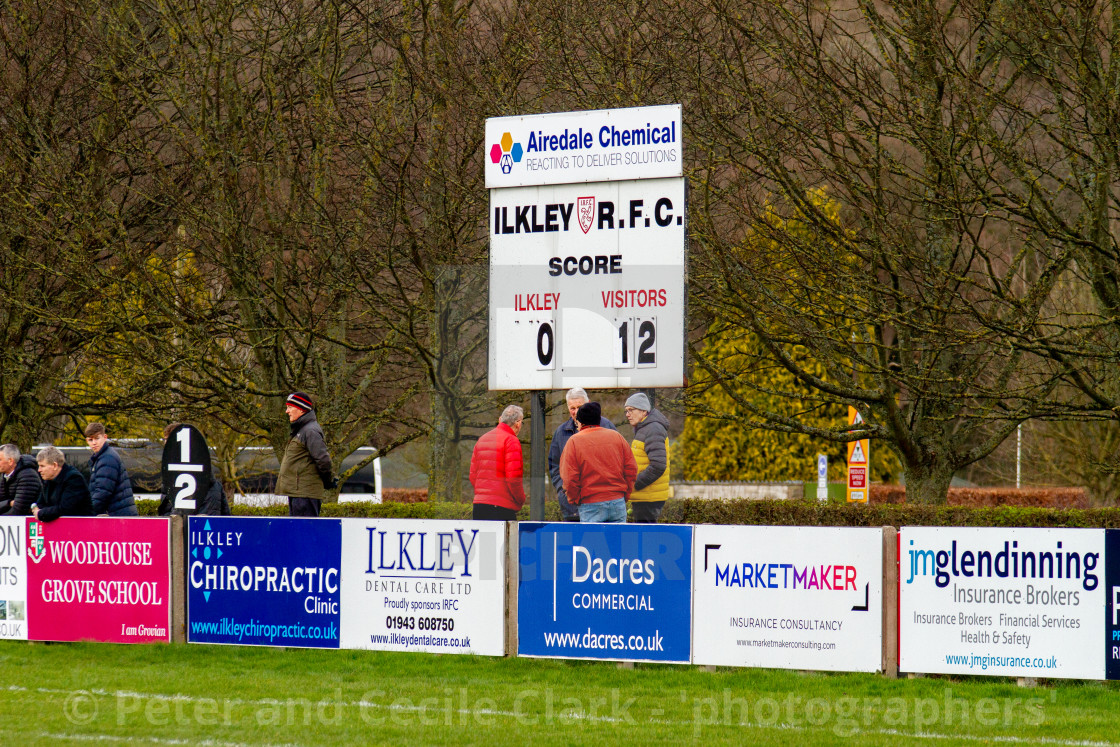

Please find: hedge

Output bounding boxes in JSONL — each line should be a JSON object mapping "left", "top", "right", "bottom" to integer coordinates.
{"left": 870, "top": 485, "right": 1090, "bottom": 509}
{"left": 137, "top": 497, "right": 1120, "bottom": 528}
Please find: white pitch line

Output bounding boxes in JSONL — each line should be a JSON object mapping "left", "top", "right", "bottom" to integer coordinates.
{"left": 31, "top": 733, "right": 281, "bottom": 747}
{"left": 6, "top": 684, "right": 1117, "bottom": 746}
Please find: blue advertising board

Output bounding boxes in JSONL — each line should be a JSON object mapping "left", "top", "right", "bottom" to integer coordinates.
{"left": 1107, "top": 530, "right": 1120, "bottom": 680}
{"left": 187, "top": 517, "right": 341, "bottom": 648}
{"left": 517, "top": 522, "right": 692, "bottom": 663}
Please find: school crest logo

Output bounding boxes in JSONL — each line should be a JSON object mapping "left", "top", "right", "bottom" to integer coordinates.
{"left": 27, "top": 520, "right": 46, "bottom": 563}
{"left": 577, "top": 196, "right": 595, "bottom": 234}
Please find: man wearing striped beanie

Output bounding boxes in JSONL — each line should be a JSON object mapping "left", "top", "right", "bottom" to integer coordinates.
{"left": 276, "top": 392, "right": 336, "bottom": 517}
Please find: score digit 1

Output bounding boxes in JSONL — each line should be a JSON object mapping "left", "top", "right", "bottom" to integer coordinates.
{"left": 614, "top": 317, "right": 634, "bottom": 369}
{"left": 534, "top": 318, "right": 556, "bottom": 370}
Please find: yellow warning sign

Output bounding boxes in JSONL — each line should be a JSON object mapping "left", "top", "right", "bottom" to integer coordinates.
{"left": 847, "top": 406, "right": 869, "bottom": 503}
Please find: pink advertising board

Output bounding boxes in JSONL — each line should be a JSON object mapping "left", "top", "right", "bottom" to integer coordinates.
{"left": 25, "top": 517, "right": 171, "bottom": 643}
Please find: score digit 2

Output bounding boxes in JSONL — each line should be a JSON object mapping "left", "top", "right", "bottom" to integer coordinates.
{"left": 635, "top": 316, "right": 657, "bottom": 368}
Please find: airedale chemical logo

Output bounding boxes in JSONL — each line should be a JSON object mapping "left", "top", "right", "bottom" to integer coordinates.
{"left": 489, "top": 132, "right": 523, "bottom": 174}
{"left": 27, "top": 520, "right": 45, "bottom": 563}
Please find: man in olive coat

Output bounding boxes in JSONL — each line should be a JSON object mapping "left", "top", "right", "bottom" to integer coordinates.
{"left": 276, "top": 392, "right": 336, "bottom": 517}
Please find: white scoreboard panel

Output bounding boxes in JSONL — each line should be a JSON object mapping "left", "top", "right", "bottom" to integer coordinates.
{"left": 488, "top": 177, "right": 685, "bottom": 390}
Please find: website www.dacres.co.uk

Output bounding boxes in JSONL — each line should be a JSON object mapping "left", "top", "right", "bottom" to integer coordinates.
{"left": 542, "top": 628, "right": 665, "bottom": 653}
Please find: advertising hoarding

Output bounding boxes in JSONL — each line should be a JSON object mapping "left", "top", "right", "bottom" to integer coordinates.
{"left": 187, "top": 517, "right": 340, "bottom": 648}
{"left": 517, "top": 522, "right": 692, "bottom": 663}
{"left": 485, "top": 105, "right": 682, "bottom": 188}
{"left": 26, "top": 517, "right": 170, "bottom": 643}
{"left": 692, "top": 526, "right": 883, "bottom": 672}
{"left": 339, "top": 519, "right": 507, "bottom": 655}
{"left": 1105, "top": 530, "right": 1120, "bottom": 680}
{"left": 899, "top": 527, "right": 1104, "bottom": 679}
{"left": 488, "top": 177, "right": 686, "bottom": 389}
{"left": 0, "top": 518, "right": 27, "bottom": 640}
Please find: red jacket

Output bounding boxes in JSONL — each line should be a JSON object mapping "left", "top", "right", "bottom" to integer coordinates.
{"left": 469, "top": 423, "right": 526, "bottom": 510}
{"left": 559, "top": 425, "right": 637, "bottom": 505}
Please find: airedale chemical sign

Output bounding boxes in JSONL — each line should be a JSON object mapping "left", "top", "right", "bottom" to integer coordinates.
{"left": 899, "top": 527, "right": 1104, "bottom": 679}
{"left": 692, "top": 526, "right": 884, "bottom": 672}
{"left": 485, "top": 105, "right": 681, "bottom": 188}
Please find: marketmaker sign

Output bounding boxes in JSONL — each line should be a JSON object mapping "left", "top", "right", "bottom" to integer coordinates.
{"left": 488, "top": 177, "right": 685, "bottom": 389}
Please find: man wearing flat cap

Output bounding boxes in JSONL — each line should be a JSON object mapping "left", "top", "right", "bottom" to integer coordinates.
{"left": 277, "top": 392, "right": 337, "bottom": 517}
{"left": 559, "top": 402, "right": 637, "bottom": 523}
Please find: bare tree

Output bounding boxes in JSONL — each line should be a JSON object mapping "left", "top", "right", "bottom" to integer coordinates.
{"left": 678, "top": 0, "right": 1088, "bottom": 502}
{"left": 0, "top": 2, "right": 188, "bottom": 446}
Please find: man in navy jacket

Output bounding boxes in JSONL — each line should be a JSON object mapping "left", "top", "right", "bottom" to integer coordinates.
{"left": 33, "top": 445, "right": 92, "bottom": 522}
{"left": 84, "top": 422, "right": 138, "bottom": 516}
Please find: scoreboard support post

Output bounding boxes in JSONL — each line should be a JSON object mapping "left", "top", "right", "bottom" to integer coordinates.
{"left": 530, "top": 391, "right": 547, "bottom": 520}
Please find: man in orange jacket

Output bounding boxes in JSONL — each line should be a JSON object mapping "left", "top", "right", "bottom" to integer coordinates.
{"left": 559, "top": 402, "right": 636, "bottom": 523}
{"left": 469, "top": 404, "right": 527, "bottom": 521}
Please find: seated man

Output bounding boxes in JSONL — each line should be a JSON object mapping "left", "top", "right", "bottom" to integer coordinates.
{"left": 33, "top": 446, "right": 93, "bottom": 522}
{"left": 0, "top": 443, "right": 43, "bottom": 516}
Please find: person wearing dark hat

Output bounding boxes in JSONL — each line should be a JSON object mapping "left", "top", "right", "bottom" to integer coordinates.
{"left": 624, "top": 392, "right": 673, "bottom": 523}
{"left": 558, "top": 402, "right": 637, "bottom": 523}
{"left": 276, "top": 392, "right": 336, "bottom": 517}
{"left": 548, "top": 387, "right": 618, "bottom": 522}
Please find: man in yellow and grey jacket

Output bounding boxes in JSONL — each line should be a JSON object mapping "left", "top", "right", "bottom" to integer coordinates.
{"left": 624, "top": 392, "right": 673, "bottom": 523}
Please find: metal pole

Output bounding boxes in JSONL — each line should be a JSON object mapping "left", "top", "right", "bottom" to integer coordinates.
{"left": 530, "top": 391, "right": 547, "bottom": 520}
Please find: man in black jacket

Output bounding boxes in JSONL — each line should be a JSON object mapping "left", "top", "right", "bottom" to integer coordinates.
{"left": 0, "top": 444, "right": 43, "bottom": 516}
{"left": 32, "top": 446, "right": 92, "bottom": 522}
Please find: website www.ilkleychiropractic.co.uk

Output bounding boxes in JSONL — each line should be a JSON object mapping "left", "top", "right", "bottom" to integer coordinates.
{"left": 189, "top": 617, "right": 338, "bottom": 644}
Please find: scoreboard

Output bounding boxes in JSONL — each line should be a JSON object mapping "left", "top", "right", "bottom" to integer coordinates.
{"left": 486, "top": 106, "right": 685, "bottom": 390}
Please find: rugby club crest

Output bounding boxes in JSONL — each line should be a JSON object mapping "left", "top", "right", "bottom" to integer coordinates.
{"left": 577, "top": 196, "right": 595, "bottom": 234}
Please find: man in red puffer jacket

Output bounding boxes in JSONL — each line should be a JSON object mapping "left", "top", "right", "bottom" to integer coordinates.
{"left": 469, "top": 404, "right": 527, "bottom": 521}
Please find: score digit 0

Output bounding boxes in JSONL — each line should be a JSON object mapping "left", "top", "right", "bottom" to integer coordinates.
{"left": 535, "top": 319, "right": 556, "bottom": 370}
